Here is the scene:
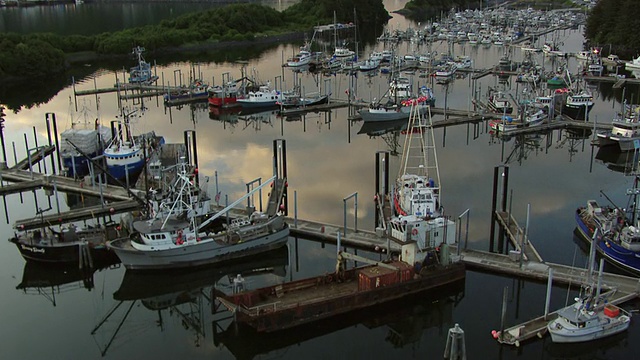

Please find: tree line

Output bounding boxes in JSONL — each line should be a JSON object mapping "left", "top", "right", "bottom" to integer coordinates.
{"left": 0, "top": 0, "right": 389, "bottom": 81}
{"left": 585, "top": 0, "right": 640, "bottom": 58}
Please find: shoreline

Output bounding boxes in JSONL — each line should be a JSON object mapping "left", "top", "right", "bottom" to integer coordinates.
{"left": 64, "top": 31, "right": 305, "bottom": 65}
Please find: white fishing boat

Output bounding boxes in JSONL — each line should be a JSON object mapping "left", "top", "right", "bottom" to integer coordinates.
{"left": 359, "top": 58, "right": 380, "bottom": 71}
{"left": 488, "top": 91, "right": 513, "bottom": 114}
{"left": 597, "top": 103, "right": 640, "bottom": 151}
{"left": 576, "top": 50, "right": 591, "bottom": 60}
{"left": 359, "top": 84, "right": 435, "bottom": 123}
{"left": 434, "top": 63, "right": 457, "bottom": 80}
{"left": 563, "top": 91, "right": 594, "bottom": 120}
{"left": 333, "top": 45, "right": 355, "bottom": 59}
{"left": 286, "top": 49, "right": 313, "bottom": 68}
{"left": 237, "top": 82, "right": 283, "bottom": 108}
{"left": 489, "top": 107, "right": 546, "bottom": 133}
{"left": 547, "top": 258, "right": 631, "bottom": 344}
{"left": 624, "top": 56, "right": 640, "bottom": 71}
{"left": 387, "top": 102, "right": 456, "bottom": 252}
{"left": 108, "top": 166, "right": 289, "bottom": 270}
{"left": 128, "top": 46, "right": 157, "bottom": 84}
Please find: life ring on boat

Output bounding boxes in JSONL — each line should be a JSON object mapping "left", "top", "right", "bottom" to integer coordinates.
{"left": 412, "top": 228, "right": 419, "bottom": 236}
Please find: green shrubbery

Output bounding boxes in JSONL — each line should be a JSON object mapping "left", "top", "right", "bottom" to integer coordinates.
{"left": 0, "top": 1, "right": 389, "bottom": 80}
{"left": 586, "top": 0, "right": 640, "bottom": 55}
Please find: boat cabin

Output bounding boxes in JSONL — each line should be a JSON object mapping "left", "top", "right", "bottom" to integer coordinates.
{"left": 398, "top": 174, "right": 440, "bottom": 218}
{"left": 611, "top": 118, "right": 640, "bottom": 138}
{"left": 568, "top": 93, "right": 593, "bottom": 105}
{"left": 619, "top": 225, "right": 640, "bottom": 251}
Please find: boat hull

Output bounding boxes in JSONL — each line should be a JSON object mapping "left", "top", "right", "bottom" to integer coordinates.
{"left": 221, "top": 262, "right": 465, "bottom": 332}
{"left": 359, "top": 103, "right": 431, "bottom": 122}
{"left": 548, "top": 314, "right": 630, "bottom": 343}
{"left": 62, "top": 152, "right": 97, "bottom": 178}
{"left": 237, "top": 100, "right": 279, "bottom": 109}
{"left": 563, "top": 103, "right": 594, "bottom": 120}
{"left": 575, "top": 208, "right": 640, "bottom": 275}
{"left": 9, "top": 236, "right": 117, "bottom": 264}
{"left": 209, "top": 97, "right": 238, "bottom": 107}
{"left": 106, "top": 159, "right": 144, "bottom": 185}
{"left": 596, "top": 133, "right": 640, "bottom": 151}
{"left": 108, "top": 226, "right": 290, "bottom": 270}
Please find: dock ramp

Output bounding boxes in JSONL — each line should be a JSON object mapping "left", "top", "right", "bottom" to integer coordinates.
{"left": 266, "top": 178, "right": 286, "bottom": 217}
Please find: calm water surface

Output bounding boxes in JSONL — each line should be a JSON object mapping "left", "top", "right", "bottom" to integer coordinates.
{"left": 1, "top": 1, "right": 639, "bottom": 359}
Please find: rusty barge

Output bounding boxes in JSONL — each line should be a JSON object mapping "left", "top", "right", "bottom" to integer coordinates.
{"left": 216, "top": 249, "right": 465, "bottom": 333}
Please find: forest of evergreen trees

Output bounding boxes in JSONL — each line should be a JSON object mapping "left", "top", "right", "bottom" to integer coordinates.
{"left": 585, "top": 0, "right": 640, "bottom": 56}
{"left": 0, "top": 0, "right": 389, "bottom": 80}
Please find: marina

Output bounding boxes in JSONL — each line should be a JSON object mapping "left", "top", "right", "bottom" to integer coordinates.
{"left": 4, "top": 1, "right": 640, "bottom": 359}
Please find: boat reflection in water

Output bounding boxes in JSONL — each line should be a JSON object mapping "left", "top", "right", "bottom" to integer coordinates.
{"left": 357, "top": 118, "right": 407, "bottom": 137}
{"left": 92, "top": 246, "right": 289, "bottom": 356}
{"left": 212, "top": 279, "right": 465, "bottom": 360}
{"left": 208, "top": 105, "right": 277, "bottom": 131}
{"left": 16, "top": 258, "right": 120, "bottom": 306}
{"left": 357, "top": 118, "right": 407, "bottom": 155}
{"left": 595, "top": 146, "right": 640, "bottom": 175}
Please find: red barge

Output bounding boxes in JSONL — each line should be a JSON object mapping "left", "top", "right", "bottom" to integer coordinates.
{"left": 217, "top": 249, "right": 465, "bottom": 333}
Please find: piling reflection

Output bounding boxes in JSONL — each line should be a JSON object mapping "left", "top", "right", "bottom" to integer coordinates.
{"left": 356, "top": 119, "right": 407, "bottom": 155}
{"left": 16, "top": 258, "right": 120, "bottom": 307}
{"left": 91, "top": 246, "right": 289, "bottom": 356}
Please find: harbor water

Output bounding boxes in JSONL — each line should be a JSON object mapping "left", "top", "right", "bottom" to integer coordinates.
{"left": 1, "top": 1, "right": 639, "bottom": 359}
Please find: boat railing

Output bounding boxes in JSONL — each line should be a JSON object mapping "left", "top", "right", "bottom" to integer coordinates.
{"left": 239, "top": 301, "right": 280, "bottom": 316}
{"left": 228, "top": 217, "right": 251, "bottom": 230}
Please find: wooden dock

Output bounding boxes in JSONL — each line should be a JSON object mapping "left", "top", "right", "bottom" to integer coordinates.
{"left": 288, "top": 217, "right": 401, "bottom": 252}
{"left": 15, "top": 199, "right": 140, "bottom": 230}
{"left": 495, "top": 211, "right": 543, "bottom": 262}
{"left": 0, "top": 169, "right": 138, "bottom": 201}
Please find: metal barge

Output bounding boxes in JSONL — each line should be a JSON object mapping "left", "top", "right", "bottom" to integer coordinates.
{"left": 217, "top": 250, "right": 465, "bottom": 333}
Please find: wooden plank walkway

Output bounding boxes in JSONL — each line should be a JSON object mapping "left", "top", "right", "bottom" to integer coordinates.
{"left": 74, "top": 83, "right": 179, "bottom": 97}
{"left": 613, "top": 78, "right": 627, "bottom": 89}
{"left": 0, "top": 169, "right": 137, "bottom": 201}
{"left": 206, "top": 203, "right": 397, "bottom": 252}
{"left": 287, "top": 217, "right": 401, "bottom": 252}
{"left": 495, "top": 211, "right": 543, "bottom": 262}
{"left": 12, "top": 145, "right": 56, "bottom": 171}
{"left": 15, "top": 199, "right": 140, "bottom": 230}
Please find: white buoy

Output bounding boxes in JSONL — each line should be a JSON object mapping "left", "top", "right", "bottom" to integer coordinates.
{"left": 443, "top": 323, "right": 466, "bottom": 360}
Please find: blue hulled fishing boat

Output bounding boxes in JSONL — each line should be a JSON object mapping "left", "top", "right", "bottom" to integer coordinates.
{"left": 575, "top": 177, "right": 640, "bottom": 275}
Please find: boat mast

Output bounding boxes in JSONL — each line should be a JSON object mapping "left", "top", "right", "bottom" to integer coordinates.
{"left": 399, "top": 102, "right": 441, "bottom": 199}
{"left": 197, "top": 175, "right": 277, "bottom": 231}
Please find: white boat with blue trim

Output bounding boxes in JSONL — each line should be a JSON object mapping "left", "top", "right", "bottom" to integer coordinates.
{"left": 104, "top": 109, "right": 146, "bottom": 185}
